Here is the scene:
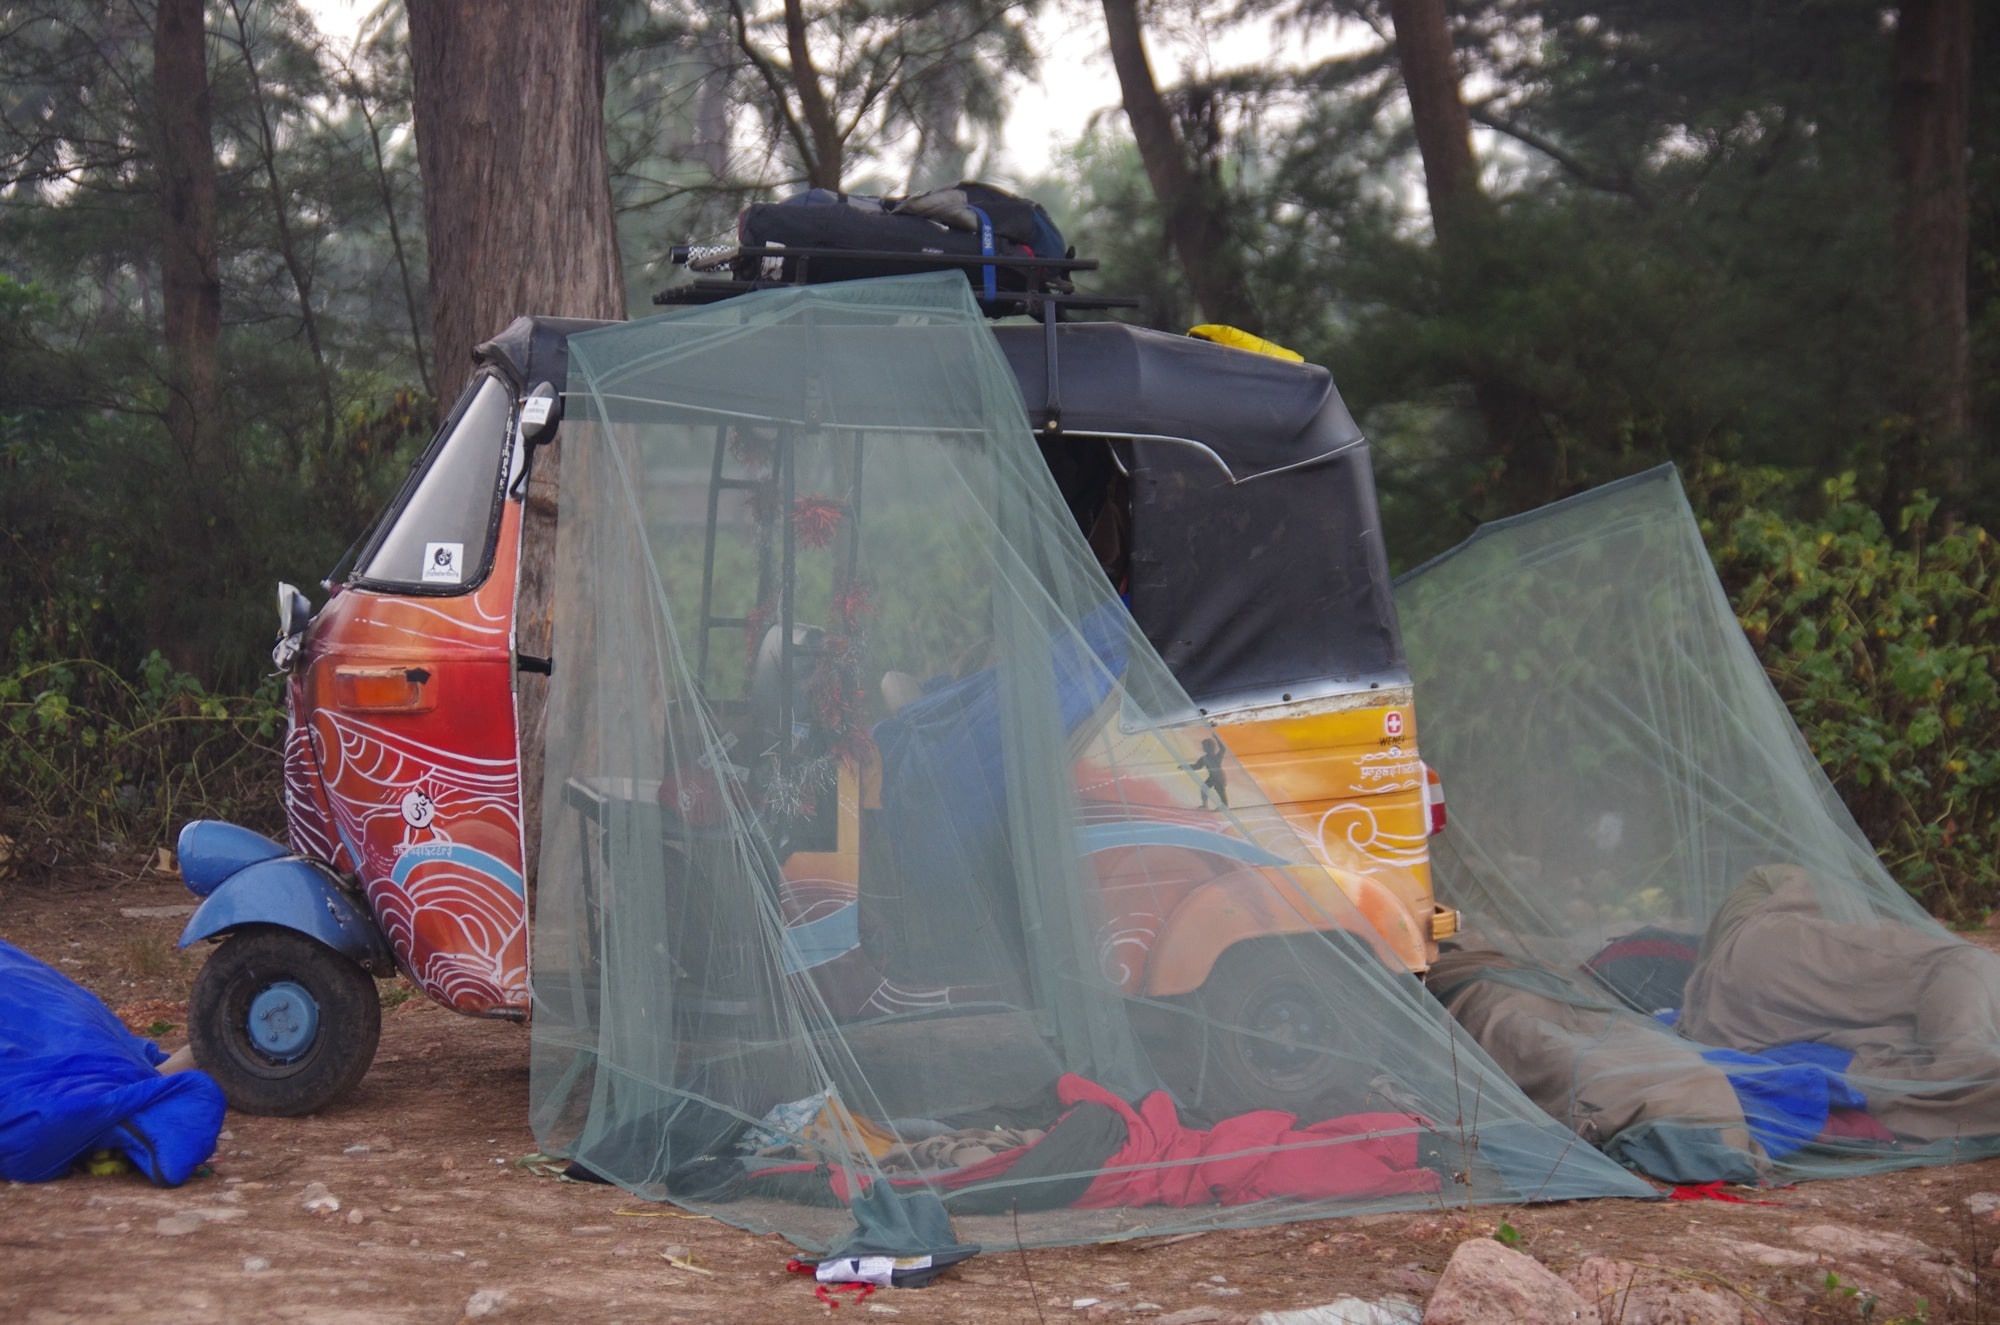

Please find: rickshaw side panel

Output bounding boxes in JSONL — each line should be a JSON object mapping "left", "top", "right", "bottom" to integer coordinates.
{"left": 291, "top": 501, "right": 531, "bottom": 1017}
{"left": 1215, "top": 700, "right": 1440, "bottom": 955}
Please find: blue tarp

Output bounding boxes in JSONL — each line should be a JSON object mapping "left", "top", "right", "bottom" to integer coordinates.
{"left": 864, "top": 601, "right": 1128, "bottom": 987}
{"left": 1702, "top": 1042, "right": 1865, "bottom": 1160}
{"left": 0, "top": 937, "right": 225, "bottom": 1185}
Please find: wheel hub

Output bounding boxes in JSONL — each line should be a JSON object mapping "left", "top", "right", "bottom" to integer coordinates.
{"left": 1247, "top": 986, "right": 1325, "bottom": 1076}
{"left": 247, "top": 981, "right": 319, "bottom": 1061}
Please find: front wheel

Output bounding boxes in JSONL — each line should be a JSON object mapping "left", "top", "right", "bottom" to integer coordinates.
{"left": 189, "top": 928, "right": 381, "bottom": 1116}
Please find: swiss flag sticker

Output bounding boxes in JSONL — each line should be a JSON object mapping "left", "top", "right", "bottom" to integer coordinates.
{"left": 1384, "top": 710, "right": 1405, "bottom": 739}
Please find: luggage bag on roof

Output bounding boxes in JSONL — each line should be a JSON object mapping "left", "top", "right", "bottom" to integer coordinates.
{"left": 735, "top": 182, "right": 1067, "bottom": 297}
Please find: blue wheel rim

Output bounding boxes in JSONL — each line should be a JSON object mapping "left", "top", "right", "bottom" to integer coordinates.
{"left": 247, "top": 980, "right": 319, "bottom": 1061}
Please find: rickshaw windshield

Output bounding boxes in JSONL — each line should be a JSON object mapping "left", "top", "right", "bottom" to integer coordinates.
{"left": 348, "top": 374, "right": 514, "bottom": 592}
{"left": 525, "top": 273, "right": 1645, "bottom": 1256}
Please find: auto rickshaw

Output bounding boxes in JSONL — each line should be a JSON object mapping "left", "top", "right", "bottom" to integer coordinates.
{"left": 174, "top": 246, "right": 1455, "bottom": 1117}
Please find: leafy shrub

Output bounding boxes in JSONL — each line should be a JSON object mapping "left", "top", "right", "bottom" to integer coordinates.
{"left": 0, "top": 644, "right": 285, "bottom": 878}
{"left": 1702, "top": 469, "right": 1999, "bottom": 919}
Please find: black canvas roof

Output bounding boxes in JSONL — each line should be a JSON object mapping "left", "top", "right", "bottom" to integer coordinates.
{"left": 990, "top": 322, "right": 1364, "bottom": 479}
{"left": 474, "top": 316, "right": 614, "bottom": 396}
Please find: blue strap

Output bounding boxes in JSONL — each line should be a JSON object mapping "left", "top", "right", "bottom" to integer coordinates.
{"left": 968, "top": 204, "right": 996, "bottom": 301}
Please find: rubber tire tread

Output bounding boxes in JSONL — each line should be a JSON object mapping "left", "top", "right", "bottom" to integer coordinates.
{"left": 1194, "top": 936, "right": 1365, "bottom": 1118}
{"left": 189, "top": 927, "right": 381, "bottom": 1117}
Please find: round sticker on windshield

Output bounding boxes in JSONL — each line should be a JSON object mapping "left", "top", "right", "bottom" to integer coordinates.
{"left": 422, "top": 542, "right": 465, "bottom": 584}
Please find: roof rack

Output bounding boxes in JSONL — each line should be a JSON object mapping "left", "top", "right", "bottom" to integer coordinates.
{"left": 653, "top": 243, "right": 1141, "bottom": 321}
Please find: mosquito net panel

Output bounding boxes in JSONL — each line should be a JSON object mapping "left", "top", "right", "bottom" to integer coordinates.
{"left": 527, "top": 274, "right": 1650, "bottom": 1256}
{"left": 1397, "top": 465, "right": 2000, "bottom": 1185}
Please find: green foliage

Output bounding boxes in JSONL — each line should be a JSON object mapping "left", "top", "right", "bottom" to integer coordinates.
{"left": 0, "top": 645, "right": 285, "bottom": 874}
{"left": 1704, "top": 469, "right": 2000, "bottom": 918}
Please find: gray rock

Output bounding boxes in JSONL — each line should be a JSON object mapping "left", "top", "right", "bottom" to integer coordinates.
{"left": 1713, "top": 1239, "right": 1817, "bottom": 1270}
{"left": 301, "top": 1180, "right": 340, "bottom": 1214}
{"left": 1795, "top": 1224, "right": 1937, "bottom": 1263}
{"left": 1564, "top": 1257, "right": 1743, "bottom": 1325}
{"left": 1423, "top": 1239, "right": 1598, "bottom": 1325}
{"left": 243, "top": 1257, "right": 271, "bottom": 1273}
{"left": 464, "top": 1288, "right": 509, "bottom": 1318}
{"left": 155, "top": 1207, "right": 245, "bottom": 1236}
{"left": 1158, "top": 1310, "right": 1231, "bottom": 1325}
{"left": 1967, "top": 1192, "right": 2000, "bottom": 1215}
{"left": 1255, "top": 1298, "right": 1423, "bottom": 1325}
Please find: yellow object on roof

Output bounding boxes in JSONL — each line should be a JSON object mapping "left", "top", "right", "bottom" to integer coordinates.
{"left": 1186, "top": 324, "right": 1305, "bottom": 363}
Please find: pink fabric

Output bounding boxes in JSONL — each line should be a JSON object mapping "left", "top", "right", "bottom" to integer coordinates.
{"left": 1058, "top": 1074, "right": 1439, "bottom": 1208}
{"left": 1816, "top": 1108, "right": 1897, "bottom": 1145}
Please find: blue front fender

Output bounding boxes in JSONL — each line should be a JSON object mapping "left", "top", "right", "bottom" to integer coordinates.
{"left": 178, "top": 858, "right": 396, "bottom": 975}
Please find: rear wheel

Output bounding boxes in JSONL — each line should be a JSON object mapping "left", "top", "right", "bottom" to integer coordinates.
{"left": 189, "top": 928, "right": 381, "bottom": 1116}
{"left": 1192, "top": 939, "right": 1364, "bottom": 1116}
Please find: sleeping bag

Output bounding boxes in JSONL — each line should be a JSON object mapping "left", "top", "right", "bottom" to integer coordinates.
{"left": 0, "top": 936, "right": 225, "bottom": 1185}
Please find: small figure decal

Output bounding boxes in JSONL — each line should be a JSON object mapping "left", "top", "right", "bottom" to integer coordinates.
{"left": 1195, "top": 737, "right": 1229, "bottom": 809}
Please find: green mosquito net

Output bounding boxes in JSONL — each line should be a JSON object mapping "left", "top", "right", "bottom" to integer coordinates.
{"left": 526, "top": 274, "right": 1651, "bottom": 1257}
{"left": 1397, "top": 465, "right": 2000, "bottom": 1185}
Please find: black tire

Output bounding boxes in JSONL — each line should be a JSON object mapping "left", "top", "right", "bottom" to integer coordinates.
{"left": 1192, "top": 938, "right": 1365, "bottom": 1116}
{"left": 188, "top": 927, "right": 381, "bottom": 1116}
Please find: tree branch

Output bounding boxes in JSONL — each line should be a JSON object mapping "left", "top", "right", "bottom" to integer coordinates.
{"left": 728, "top": 0, "right": 818, "bottom": 181}
{"left": 1467, "top": 102, "right": 1651, "bottom": 211}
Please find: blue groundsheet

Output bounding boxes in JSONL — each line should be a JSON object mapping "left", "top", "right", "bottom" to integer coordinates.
{"left": 0, "top": 937, "right": 224, "bottom": 1185}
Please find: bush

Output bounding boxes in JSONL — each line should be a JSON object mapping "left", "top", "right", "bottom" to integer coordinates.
{"left": 1702, "top": 470, "right": 2000, "bottom": 919}
{"left": 0, "top": 644, "right": 285, "bottom": 879}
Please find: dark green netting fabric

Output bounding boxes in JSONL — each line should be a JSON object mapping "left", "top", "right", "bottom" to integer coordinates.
{"left": 526, "top": 274, "right": 1650, "bottom": 1256}
{"left": 1397, "top": 465, "right": 2000, "bottom": 1184}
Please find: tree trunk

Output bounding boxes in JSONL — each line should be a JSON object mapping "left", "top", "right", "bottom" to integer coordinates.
{"left": 1100, "top": 0, "right": 1255, "bottom": 329}
{"left": 407, "top": 0, "right": 626, "bottom": 901}
{"left": 228, "top": 0, "right": 337, "bottom": 457}
{"left": 1386, "top": 0, "right": 1554, "bottom": 505}
{"left": 407, "top": 0, "right": 626, "bottom": 402}
{"left": 1892, "top": 0, "right": 1972, "bottom": 487}
{"left": 1386, "top": 0, "right": 1481, "bottom": 245}
{"left": 154, "top": 0, "right": 221, "bottom": 474}
{"left": 353, "top": 86, "right": 434, "bottom": 401}
{"left": 784, "top": 0, "right": 843, "bottom": 189}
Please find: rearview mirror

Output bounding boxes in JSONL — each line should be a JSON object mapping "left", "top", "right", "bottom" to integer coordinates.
{"left": 520, "top": 381, "right": 562, "bottom": 450}
{"left": 273, "top": 581, "right": 313, "bottom": 670}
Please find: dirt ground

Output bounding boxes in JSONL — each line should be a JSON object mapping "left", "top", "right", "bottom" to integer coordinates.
{"left": 6, "top": 869, "right": 2000, "bottom": 1324}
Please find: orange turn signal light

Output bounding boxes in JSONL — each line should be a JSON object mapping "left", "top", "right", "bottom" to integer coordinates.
{"left": 333, "top": 665, "right": 434, "bottom": 713}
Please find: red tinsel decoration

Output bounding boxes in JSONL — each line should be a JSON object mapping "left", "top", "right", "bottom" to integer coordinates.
{"left": 729, "top": 427, "right": 776, "bottom": 468}
{"left": 745, "top": 479, "right": 780, "bottom": 527}
{"left": 832, "top": 580, "right": 873, "bottom": 630}
{"left": 792, "top": 496, "right": 846, "bottom": 549}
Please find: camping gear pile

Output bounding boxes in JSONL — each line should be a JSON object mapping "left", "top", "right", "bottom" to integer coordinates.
{"left": 525, "top": 274, "right": 1651, "bottom": 1259}
{"left": 1397, "top": 467, "right": 2000, "bottom": 1185}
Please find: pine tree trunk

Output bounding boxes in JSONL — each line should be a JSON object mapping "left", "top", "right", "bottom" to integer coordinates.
{"left": 407, "top": 0, "right": 626, "bottom": 402}
{"left": 1386, "top": 0, "right": 1554, "bottom": 505}
{"left": 154, "top": 0, "right": 221, "bottom": 473}
{"left": 407, "top": 0, "right": 626, "bottom": 900}
{"left": 1386, "top": 0, "right": 1480, "bottom": 244}
{"left": 1100, "top": 0, "right": 1256, "bottom": 329}
{"left": 1892, "top": 0, "right": 1972, "bottom": 486}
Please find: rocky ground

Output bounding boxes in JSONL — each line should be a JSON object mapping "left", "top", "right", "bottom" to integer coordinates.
{"left": 4, "top": 868, "right": 1998, "bottom": 1324}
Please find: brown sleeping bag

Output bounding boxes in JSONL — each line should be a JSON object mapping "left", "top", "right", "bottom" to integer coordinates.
{"left": 1428, "top": 950, "right": 1756, "bottom": 1161}
{"left": 1679, "top": 865, "right": 2000, "bottom": 1142}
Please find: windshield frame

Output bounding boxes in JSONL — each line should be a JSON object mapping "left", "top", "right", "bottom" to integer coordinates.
{"left": 343, "top": 370, "right": 518, "bottom": 597}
